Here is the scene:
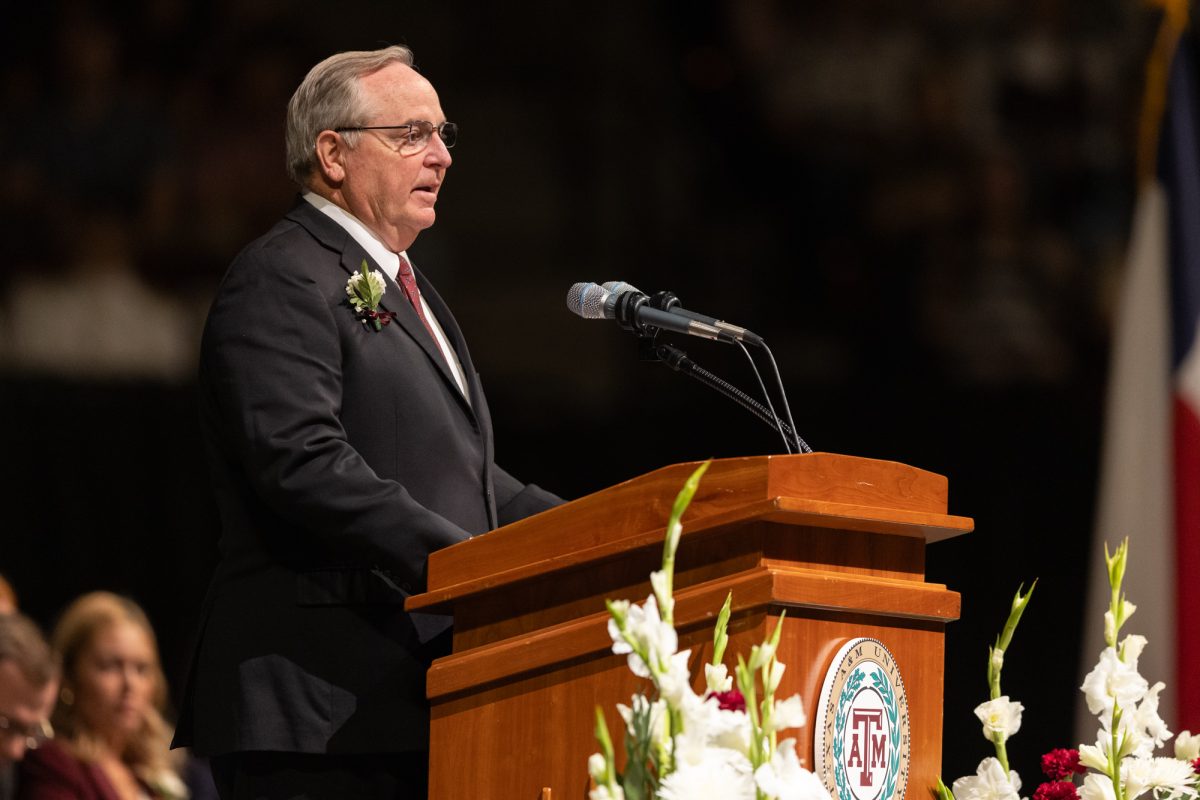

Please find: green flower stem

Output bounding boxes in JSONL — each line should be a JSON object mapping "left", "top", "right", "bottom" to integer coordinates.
{"left": 935, "top": 777, "right": 956, "bottom": 800}
{"left": 761, "top": 686, "right": 775, "bottom": 754}
{"left": 980, "top": 581, "right": 1033, "bottom": 773}
{"left": 737, "top": 656, "right": 762, "bottom": 765}
{"left": 759, "top": 612, "right": 786, "bottom": 753}
{"left": 988, "top": 581, "right": 1036, "bottom": 701}
{"left": 993, "top": 735, "right": 1010, "bottom": 775}
{"left": 1108, "top": 701, "right": 1124, "bottom": 800}
{"left": 664, "top": 706, "right": 683, "bottom": 776}
{"left": 712, "top": 592, "right": 732, "bottom": 667}
{"left": 593, "top": 706, "right": 619, "bottom": 793}
{"left": 1104, "top": 538, "right": 1130, "bottom": 648}
{"left": 659, "top": 461, "right": 710, "bottom": 627}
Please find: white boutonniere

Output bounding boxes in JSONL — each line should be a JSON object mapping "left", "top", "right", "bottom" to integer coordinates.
{"left": 345, "top": 260, "right": 395, "bottom": 331}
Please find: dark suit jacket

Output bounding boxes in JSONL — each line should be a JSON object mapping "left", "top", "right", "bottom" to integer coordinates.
{"left": 173, "top": 199, "right": 560, "bottom": 756}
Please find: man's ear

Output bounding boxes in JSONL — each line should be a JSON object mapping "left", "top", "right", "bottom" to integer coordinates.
{"left": 314, "top": 130, "right": 347, "bottom": 184}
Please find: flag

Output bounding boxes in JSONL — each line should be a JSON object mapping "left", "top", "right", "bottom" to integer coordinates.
{"left": 1078, "top": 18, "right": 1200, "bottom": 741}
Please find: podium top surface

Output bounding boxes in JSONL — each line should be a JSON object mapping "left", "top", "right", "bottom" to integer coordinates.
{"left": 408, "top": 453, "right": 972, "bottom": 613}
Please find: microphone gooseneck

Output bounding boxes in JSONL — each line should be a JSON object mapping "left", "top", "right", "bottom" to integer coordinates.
{"left": 566, "top": 280, "right": 812, "bottom": 454}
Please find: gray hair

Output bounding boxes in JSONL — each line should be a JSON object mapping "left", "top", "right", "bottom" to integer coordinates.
{"left": 285, "top": 45, "right": 415, "bottom": 187}
{"left": 0, "top": 612, "right": 56, "bottom": 688}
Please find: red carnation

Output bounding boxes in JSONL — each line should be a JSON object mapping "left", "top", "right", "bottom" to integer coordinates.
{"left": 1041, "top": 749, "right": 1085, "bottom": 780}
{"left": 1034, "top": 782, "right": 1080, "bottom": 800}
{"left": 1192, "top": 757, "right": 1200, "bottom": 775}
{"left": 706, "top": 689, "right": 746, "bottom": 712}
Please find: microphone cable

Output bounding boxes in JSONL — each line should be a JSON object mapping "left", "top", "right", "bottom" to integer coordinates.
{"left": 759, "top": 342, "right": 809, "bottom": 453}
{"left": 655, "top": 342, "right": 803, "bottom": 454}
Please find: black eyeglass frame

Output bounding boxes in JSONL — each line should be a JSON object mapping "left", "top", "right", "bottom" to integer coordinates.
{"left": 332, "top": 121, "right": 457, "bottom": 152}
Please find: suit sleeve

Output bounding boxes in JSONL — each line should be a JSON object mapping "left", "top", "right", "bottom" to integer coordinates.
{"left": 201, "top": 244, "right": 470, "bottom": 589}
{"left": 492, "top": 465, "right": 564, "bottom": 527}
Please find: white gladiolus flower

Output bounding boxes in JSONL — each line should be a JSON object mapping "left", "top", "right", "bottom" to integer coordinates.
{"left": 767, "top": 659, "right": 787, "bottom": 693}
{"left": 974, "top": 697, "right": 1024, "bottom": 742}
{"left": 952, "top": 757, "right": 1022, "bottom": 800}
{"left": 607, "top": 599, "right": 630, "bottom": 618}
{"left": 608, "top": 594, "right": 677, "bottom": 678}
{"left": 1081, "top": 647, "right": 1150, "bottom": 716}
{"left": 657, "top": 649, "right": 696, "bottom": 706}
{"left": 1121, "top": 756, "right": 1199, "bottom": 800}
{"left": 1079, "top": 773, "right": 1117, "bottom": 800}
{"left": 616, "top": 694, "right": 668, "bottom": 745}
{"left": 595, "top": 464, "right": 829, "bottom": 800}
{"left": 650, "top": 570, "right": 673, "bottom": 621}
{"left": 1087, "top": 679, "right": 1169, "bottom": 762}
{"left": 1176, "top": 730, "right": 1200, "bottom": 761}
{"left": 1103, "top": 601, "right": 1136, "bottom": 645}
{"left": 658, "top": 750, "right": 756, "bottom": 800}
{"left": 1092, "top": 715, "right": 1147, "bottom": 762}
{"left": 589, "top": 785, "right": 625, "bottom": 800}
{"left": 770, "top": 695, "right": 808, "bottom": 733}
{"left": 674, "top": 690, "right": 751, "bottom": 765}
{"left": 1078, "top": 744, "right": 1109, "bottom": 772}
{"left": 587, "top": 753, "right": 606, "bottom": 781}
{"left": 706, "top": 662, "right": 733, "bottom": 693}
{"left": 1122, "top": 634, "right": 1148, "bottom": 668}
{"left": 755, "top": 739, "right": 833, "bottom": 800}
{"left": 1132, "top": 681, "right": 1171, "bottom": 751}
{"left": 750, "top": 640, "right": 777, "bottom": 671}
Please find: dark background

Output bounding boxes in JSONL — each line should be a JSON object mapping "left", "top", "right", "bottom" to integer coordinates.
{"left": 0, "top": 0, "right": 1161, "bottom": 788}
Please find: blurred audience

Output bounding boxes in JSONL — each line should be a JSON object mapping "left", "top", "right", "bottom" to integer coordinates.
{"left": 0, "top": 2, "right": 1140, "bottom": 388}
{"left": 1, "top": 211, "right": 197, "bottom": 382}
{"left": 17, "top": 593, "right": 185, "bottom": 800}
{"left": 0, "top": 614, "right": 57, "bottom": 800}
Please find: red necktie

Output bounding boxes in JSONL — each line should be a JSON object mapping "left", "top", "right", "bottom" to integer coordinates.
{"left": 396, "top": 255, "right": 437, "bottom": 341}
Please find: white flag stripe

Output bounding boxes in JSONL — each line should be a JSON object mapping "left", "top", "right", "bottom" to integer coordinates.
{"left": 1076, "top": 182, "right": 1176, "bottom": 745}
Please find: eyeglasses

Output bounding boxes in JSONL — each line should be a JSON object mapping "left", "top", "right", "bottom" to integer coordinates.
{"left": 334, "top": 121, "right": 457, "bottom": 155}
{"left": 0, "top": 713, "right": 53, "bottom": 750}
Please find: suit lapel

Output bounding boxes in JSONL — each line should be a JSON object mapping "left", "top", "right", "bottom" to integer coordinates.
{"left": 413, "top": 265, "right": 484, "bottom": 410}
{"left": 285, "top": 200, "right": 478, "bottom": 422}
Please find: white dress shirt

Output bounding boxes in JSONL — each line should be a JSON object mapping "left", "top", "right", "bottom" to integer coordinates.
{"left": 303, "top": 192, "right": 469, "bottom": 401}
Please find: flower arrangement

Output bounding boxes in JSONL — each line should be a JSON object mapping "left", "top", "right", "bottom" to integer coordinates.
{"left": 345, "top": 260, "right": 396, "bottom": 330}
{"left": 940, "top": 539, "right": 1200, "bottom": 800}
{"left": 937, "top": 581, "right": 1035, "bottom": 800}
{"left": 587, "top": 462, "right": 833, "bottom": 800}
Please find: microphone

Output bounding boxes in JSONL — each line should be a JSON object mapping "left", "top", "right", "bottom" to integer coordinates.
{"left": 566, "top": 282, "right": 730, "bottom": 342}
{"left": 600, "top": 281, "right": 763, "bottom": 346}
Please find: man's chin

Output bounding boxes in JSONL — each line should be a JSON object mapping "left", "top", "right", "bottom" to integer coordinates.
{"left": 412, "top": 210, "right": 437, "bottom": 231}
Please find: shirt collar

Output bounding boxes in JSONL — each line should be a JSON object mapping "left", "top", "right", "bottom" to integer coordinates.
{"left": 302, "top": 191, "right": 409, "bottom": 281}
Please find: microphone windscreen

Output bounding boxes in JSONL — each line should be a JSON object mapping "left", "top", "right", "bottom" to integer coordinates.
{"left": 565, "top": 282, "right": 610, "bottom": 319}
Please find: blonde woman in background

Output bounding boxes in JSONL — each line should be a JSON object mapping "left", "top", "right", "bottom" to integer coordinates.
{"left": 0, "top": 576, "right": 17, "bottom": 614}
{"left": 18, "top": 592, "right": 185, "bottom": 800}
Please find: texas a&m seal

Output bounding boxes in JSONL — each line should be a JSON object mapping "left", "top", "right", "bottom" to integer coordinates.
{"left": 814, "top": 638, "right": 911, "bottom": 800}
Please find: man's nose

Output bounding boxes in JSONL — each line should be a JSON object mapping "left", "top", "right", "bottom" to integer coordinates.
{"left": 425, "top": 133, "right": 452, "bottom": 168}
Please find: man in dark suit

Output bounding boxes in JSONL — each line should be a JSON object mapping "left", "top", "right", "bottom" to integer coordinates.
{"left": 173, "top": 46, "right": 561, "bottom": 799}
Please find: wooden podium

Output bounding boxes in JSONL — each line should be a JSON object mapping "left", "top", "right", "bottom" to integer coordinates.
{"left": 407, "top": 454, "right": 972, "bottom": 800}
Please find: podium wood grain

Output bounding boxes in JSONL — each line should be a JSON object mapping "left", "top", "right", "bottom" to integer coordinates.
{"left": 408, "top": 454, "right": 971, "bottom": 799}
